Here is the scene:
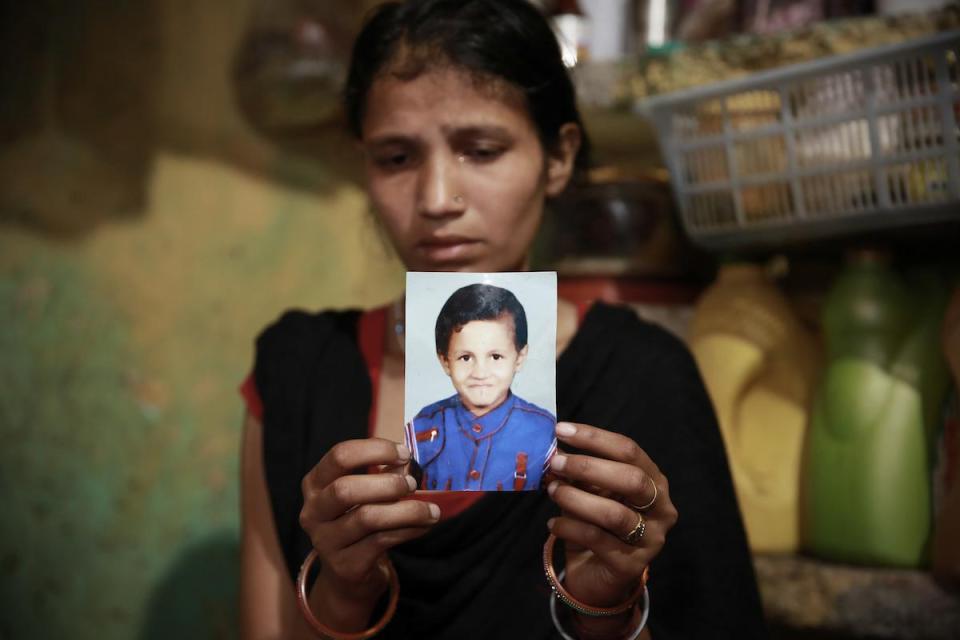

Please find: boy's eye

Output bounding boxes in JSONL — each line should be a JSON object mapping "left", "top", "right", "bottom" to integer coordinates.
{"left": 491, "top": 353, "right": 503, "bottom": 360}
{"left": 458, "top": 354, "right": 472, "bottom": 362}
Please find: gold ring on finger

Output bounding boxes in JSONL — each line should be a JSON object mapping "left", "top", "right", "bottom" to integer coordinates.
{"left": 623, "top": 511, "right": 646, "bottom": 545}
{"left": 630, "top": 477, "right": 658, "bottom": 512}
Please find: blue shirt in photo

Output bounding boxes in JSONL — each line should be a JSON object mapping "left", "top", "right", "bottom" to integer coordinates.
{"left": 408, "top": 391, "right": 556, "bottom": 491}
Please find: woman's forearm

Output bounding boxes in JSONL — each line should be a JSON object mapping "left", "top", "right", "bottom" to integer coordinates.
{"left": 305, "top": 568, "right": 386, "bottom": 634}
{"left": 569, "top": 605, "right": 652, "bottom": 640}
{"left": 571, "top": 612, "right": 633, "bottom": 639}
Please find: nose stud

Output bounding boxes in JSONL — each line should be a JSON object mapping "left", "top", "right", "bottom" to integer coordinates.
{"left": 453, "top": 195, "right": 464, "bottom": 204}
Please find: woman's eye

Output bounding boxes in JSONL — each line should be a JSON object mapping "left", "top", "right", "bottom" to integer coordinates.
{"left": 375, "top": 153, "right": 409, "bottom": 169}
{"left": 463, "top": 146, "right": 504, "bottom": 162}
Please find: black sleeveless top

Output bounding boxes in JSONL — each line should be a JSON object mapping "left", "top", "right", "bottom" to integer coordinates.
{"left": 252, "top": 303, "right": 767, "bottom": 639}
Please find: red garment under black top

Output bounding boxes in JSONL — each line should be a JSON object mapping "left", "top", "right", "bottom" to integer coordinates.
{"left": 241, "top": 307, "right": 484, "bottom": 518}
{"left": 241, "top": 302, "right": 594, "bottom": 518}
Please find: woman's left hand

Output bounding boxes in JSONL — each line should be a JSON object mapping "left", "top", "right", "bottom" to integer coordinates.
{"left": 546, "top": 421, "right": 679, "bottom": 609}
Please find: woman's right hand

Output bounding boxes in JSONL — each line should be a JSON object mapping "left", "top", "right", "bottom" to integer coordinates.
{"left": 298, "top": 438, "right": 439, "bottom": 627}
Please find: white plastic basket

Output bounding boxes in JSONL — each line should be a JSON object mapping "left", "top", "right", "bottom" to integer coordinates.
{"left": 638, "top": 31, "right": 960, "bottom": 250}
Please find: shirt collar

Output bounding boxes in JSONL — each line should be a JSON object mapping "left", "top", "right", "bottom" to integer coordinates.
{"left": 455, "top": 391, "right": 516, "bottom": 439}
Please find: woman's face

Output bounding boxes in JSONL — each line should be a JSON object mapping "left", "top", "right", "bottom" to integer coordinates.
{"left": 361, "top": 67, "right": 575, "bottom": 273}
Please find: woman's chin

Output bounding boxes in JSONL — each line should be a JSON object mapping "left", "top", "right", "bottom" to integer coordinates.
{"left": 404, "top": 253, "right": 529, "bottom": 274}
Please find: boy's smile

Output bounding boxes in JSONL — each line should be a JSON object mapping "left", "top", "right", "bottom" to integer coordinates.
{"left": 439, "top": 316, "right": 527, "bottom": 416}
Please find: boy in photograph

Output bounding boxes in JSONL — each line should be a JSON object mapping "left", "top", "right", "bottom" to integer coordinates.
{"left": 406, "top": 283, "right": 556, "bottom": 491}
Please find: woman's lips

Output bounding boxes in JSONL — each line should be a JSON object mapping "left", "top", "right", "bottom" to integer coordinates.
{"left": 416, "top": 236, "right": 481, "bottom": 262}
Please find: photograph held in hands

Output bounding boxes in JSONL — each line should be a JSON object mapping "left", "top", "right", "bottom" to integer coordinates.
{"left": 404, "top": 271, "right": 557, "bottom": 491}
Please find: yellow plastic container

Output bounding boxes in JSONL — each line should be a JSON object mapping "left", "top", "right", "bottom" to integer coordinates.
{"left": 689, "top": 262, "right": 821, "bottom": 553}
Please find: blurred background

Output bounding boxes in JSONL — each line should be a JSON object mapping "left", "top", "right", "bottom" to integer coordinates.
{"left": 0, "top": 0, "right": 958, "bottom": 638}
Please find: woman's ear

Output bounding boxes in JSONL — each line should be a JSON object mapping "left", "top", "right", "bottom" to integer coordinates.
{"left": 545, "top": 123, "right": 582, "bottom": 197}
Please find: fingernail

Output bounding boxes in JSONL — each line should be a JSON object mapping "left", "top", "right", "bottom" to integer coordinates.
{"left": 405, "top": 475, "right": 417, "bottom": 491}
{"left": 547, "top": 517, "right": 556, "bottom": 530}
{"left": 396, "top": 444, "right": 410, "bottom": 462}
{"left": 551, "top": 454, "right": 567, "bottom": 472}
{"left": 547, "top": 480, "right": 558, "bottom": 496}
{"left": 428, "top": 503, "right": 441, "bottom": 520}
{"left": 556, "top": 422, "right": 577, "bottom": 437}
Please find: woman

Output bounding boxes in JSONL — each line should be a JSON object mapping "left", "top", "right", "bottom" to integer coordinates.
{"left": 239, "top": 1, "right": 766, "bottom": 638}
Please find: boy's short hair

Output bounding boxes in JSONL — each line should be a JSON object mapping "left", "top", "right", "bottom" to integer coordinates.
{"left": 435, "top": 284, "right": 528, "bottom": 355}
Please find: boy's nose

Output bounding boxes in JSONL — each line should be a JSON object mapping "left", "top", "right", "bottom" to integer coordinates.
{"left": 418, "top": 153, "right": 466, "bottom": 219}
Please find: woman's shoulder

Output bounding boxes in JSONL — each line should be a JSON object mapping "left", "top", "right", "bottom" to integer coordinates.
{"left": 561, "top": 300, "right": 708, "bottom": 410}
{"left": 255, "top": 307, "right": 362, "bottom": 354}
{"left": 252, "top": 307, "right": 368, "bottom": 401}
{"left": 580, "top": 301, "right": 691, "bottom": 362}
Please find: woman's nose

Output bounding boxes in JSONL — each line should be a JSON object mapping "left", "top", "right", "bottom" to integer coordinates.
{"left": 418, "top": 153, "right": 465, "bottom": 218}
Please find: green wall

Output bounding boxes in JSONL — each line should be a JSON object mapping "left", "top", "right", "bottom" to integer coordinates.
{"left": 0, "top": 2, "right": 402, "bottom": 638}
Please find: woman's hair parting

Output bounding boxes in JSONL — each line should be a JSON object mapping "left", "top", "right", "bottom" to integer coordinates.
{"left": 343, "top": 0, "right": 590, "bottom": 172}
{"left": 435, "top": 283, "right": 528, "bottom": 355}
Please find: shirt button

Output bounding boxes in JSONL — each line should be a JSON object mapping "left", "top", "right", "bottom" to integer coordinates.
{"left": 469, "top": 470, "right": 481, "bottom": 480}
{"left": 472, "top": 423, "right": 482, "bottom": 433}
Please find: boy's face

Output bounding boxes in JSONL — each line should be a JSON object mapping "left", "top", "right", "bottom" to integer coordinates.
{"left": 439, "top": 316, "right": 528, "bottom": 416}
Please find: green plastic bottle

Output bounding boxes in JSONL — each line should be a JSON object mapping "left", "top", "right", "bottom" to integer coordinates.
{"left": 804, "top": 251, "right": 951, "bottom": 567}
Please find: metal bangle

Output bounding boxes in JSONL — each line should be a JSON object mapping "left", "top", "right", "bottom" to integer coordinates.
{"left": 543, "top": 533, "right": 648, "bottom": 617}
{"left": 549, "top": 569, "right": 650, "bottom": 640}
{"left": 296, "top": 549, "right": 400, "bottom": 639}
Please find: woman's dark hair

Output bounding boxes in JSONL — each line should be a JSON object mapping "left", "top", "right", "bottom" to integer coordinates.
{"left": 435, "top": 283, "right": 528, "bottom": 355}
{"left": 343, "top": 0, "right": 591, "bottom": 173}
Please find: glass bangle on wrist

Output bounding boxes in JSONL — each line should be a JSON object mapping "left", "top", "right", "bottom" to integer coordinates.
{"left": 296, "top": 549, "right": 400, "bottom": 640}
{"left": 543, "top": 533, "right": 650, "bottom": 639}
{"left": 543, "top": 533, "right": 648, "bottom": 617}
{"left": 549, "top": 569, "right": 650, "bottom": 640}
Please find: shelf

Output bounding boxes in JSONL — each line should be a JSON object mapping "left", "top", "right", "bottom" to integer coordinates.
{"left": 754, "top": 554, "right": 960, "bottom": 639}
